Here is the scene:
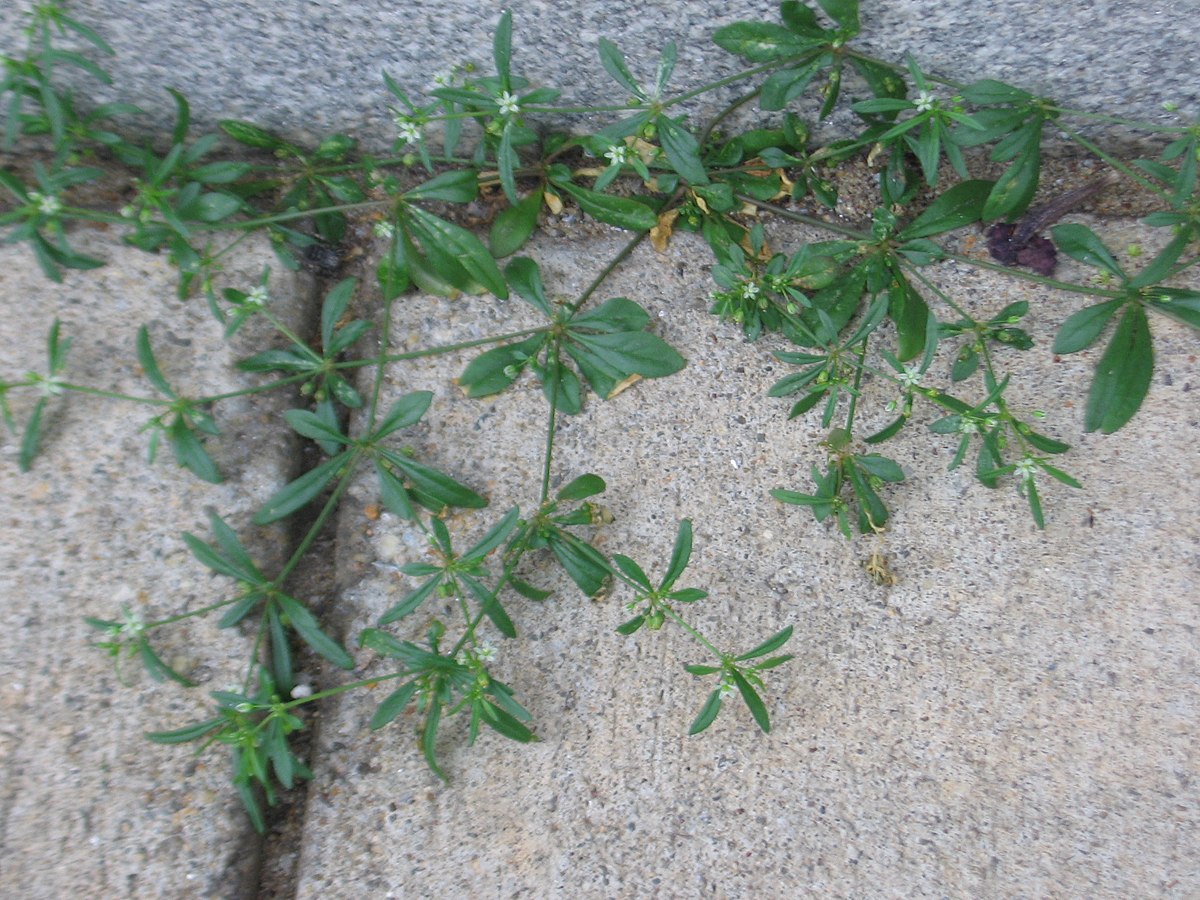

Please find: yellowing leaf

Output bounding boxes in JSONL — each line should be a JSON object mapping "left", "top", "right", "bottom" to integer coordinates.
{"left": 543, "top": 190, "right": 563, "bottom": 214}
{"left": 606, "top": 372, "right": 643, "bottom": 399}
{"left": 651, "top": 208, "right": 679, "bottom": 252}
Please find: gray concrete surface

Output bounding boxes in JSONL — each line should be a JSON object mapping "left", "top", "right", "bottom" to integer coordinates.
{"left": 1, "top": 1, "right": 1195, "bottom": 150}
{"left": 290, "top": 219, "right": 1198, "bottom": 897}
{"left": 0, "top": 230, "right": 309, "bottom": 896}
{"left": 0, "top": 1, "right": 1197, "bottom": 898}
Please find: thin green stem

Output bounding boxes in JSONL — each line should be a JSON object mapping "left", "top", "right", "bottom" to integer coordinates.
{"left": 661, "top": 605, "right": 723, "bottom": 659}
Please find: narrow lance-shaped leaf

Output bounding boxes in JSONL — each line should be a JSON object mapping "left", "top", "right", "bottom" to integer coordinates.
{"left": 1084, "top": 304, "right": 1153, "bottom": 434}
{"left": 276, "top": 593, "right": 354, "bottom": 669}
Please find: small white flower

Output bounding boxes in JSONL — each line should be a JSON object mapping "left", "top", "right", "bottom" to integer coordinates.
{"left": 914, "top": 91, "right": 936, "bottom": 113}
{"left": 245, "top": 286, "right": 268, "bottom": 307}
{"left": 897, "top": 364, "right": 922, "bottom": 389}
{"left": 496, "top": 90, "right": 520, "bottom": 116}
{"left": 430, "top": 68, "right": 455, "bottom": 89}
{"left": 718, "top": 678, "right": 736, "bottom": 700}
{"left": 741, "top": 281, "right": 760, "bottom": 300}
{"left": 120, "top": 608, "right": 146, "bottom": 636}
{"left": 373, "top": 221, "right": 396, "bottom": 240}
{"left": 120, "top": 204, "right": 137, "bottom": 219}
{"left": 1014, "top": 457, "right": 1038, "bottom": 481}
{"left": 394, "top": 114, "right": 422, "bottom": 145}
{"left": 475, "top": 641, "right": 497, "bottom": 663}
{"left": 28, "top": 191, "right": 62, "bottom": 216}
{"left": 291, "top": 683, "right": 314, "bottom": 699}
{"left": 604, "top": 144, "right": 629, "bottom": 166}
{"left": 959, "top": 419, "right": 979, "bottom": 435}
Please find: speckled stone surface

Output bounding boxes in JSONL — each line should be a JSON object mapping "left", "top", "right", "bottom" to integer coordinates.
{"left": 0, "top": 229, "right": 310, "bottom": 897}
{"left": 0, "top": 1, "right": 1195, "bottom": 150}
{"left": 289, "top": 216, "right": 1199, "bottom": 897}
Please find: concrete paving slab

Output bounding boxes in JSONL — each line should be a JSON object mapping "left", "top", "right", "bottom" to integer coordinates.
{"left": 1, "top": 1, "right": 1194, "bottom": 150}
{"left": 291, "top": 217, "right": 1198, "bottom": 897}
{"left": 0, "top": 228, "right": 310, "bottom": 897}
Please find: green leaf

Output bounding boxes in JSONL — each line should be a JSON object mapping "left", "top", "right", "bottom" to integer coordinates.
{"left": 490, "top": 188, "right": 542, "bottom": 258}
{"left": 1050, "top": 224, "right": 1124, "bottom": 277}
{"left": 556, "top": 473, "right": 606, "bottom": 501}
{"left": 597, "top": 37, "right": 646, "bottom": 99}
{"left": 548, "top": 533, "right": 611, "bottom": 597}
{"left": 254, "top": 451, "right": 351, "bottom": 525}
{"left": 18, "top": 399, "right": 47, "bottom": 472}
{"left": 1052, "top": 299, "right": 1124, "bottom": 354}
{"left": 458, "top": 334, "right": 545, "bottom": 398}
{"left": 552, "top": 179, "right": 658, "bottom": 231}
{"left": 461, "top": 573, "right": 516, "bottom": 638}
{"left": 1019, "top": 427, "right": 1069, "bottom": 455}
{"left": 655, "top": 114, "right": 709, "bottom": 185}
{"left": 887, "top": 275, "right": 930, "bottom": 362}
{"left": 374, "top": 459, "right": 416, "bottom": 520}
{"left": 492, "top": 9, "right": 513, "bottom": 84}
{"left": 372, "top": 391, "right": 433, "bottom": 439}
{"left": 167, "top": 416, "right": 221, "bottom": 483}
{"left": 662, "top": 519, "right": 693, "bottom": 589}
{"left": 380, "top": 451, "right": 486, "bottom": 512}
{"left": 983, "top": 140, "right": 1040, "bottom": 221}
{"left": 320, "top": 278, "right": 358, "bottom": 349}
{"left": 504, "top": 256, "right": 553, "bottom": 316}
{"left": 461, "top": 506, "right": 521, "bottom": 562}
{"left": 730, "top": 669, "right": 771, "bottom": 733}
{"left": 1084, "top": 305, "right": 1153, "bottom": 434}
{"left": 898, "top": 179, "right": 993, "bottom": 239}
{"left": 277, "top": 593, "right": 354, "bottom": 669}
{"left": 1146, "top": 290, "right": 1200, "bottom": 330}
{"left": 1026, "top": 477, "right": 1044, "bottom": 529}
{"left": 611, "top": 554, "right": 652, "bottom": 591}
{"left": 959, "top": 79, "right": 1034, "bottom": 105}
{"left": 284, "top": 409, "right": 348, "bottom": 444}
{"left": 139, "top": 641, "right": 196, "bottom": 686}
{"left": 816, "top": 0, "right": 860, "bottom": 30}
{"left": 146, "top": 717, "right": 224, "bottom": 744}
{"left": 135, "top": 327, "right": 175, "bottom": 396}
{"left": 208, "top": 512, "right": 264, "bottom": 580}
{"left": 734, "top": 625, "right": 794, "bottom": 661}
{"left": 567, "top": 331, "right": 686, "bottom": 379}
{"left": 421, "top": 695, "right": 447, "bottom": 781}
{"left": 713, "top": 22, "right": 825, "bottom": 62}
{"left": 497, "top": 121, "right": 519, "bottom": 205}
{"left": 378, "top": 576, "right": 441, "bottom": 625}
{"left": 408, "top": 207, "right": 508, "bottom": 298}
{"left": 404, "top": 169, "right": 479, "bottom": 203}
{"left": 510, "top": 578, "right": 552, "bottom": 601}
{"left": 220, "top": 119, "right": 283, "bottom": 149}
{"left": 854, "top": 453, "right": 905, "bottom": 482}
{"left": 688, "top": 689, "right": 723, "bottom": 735}
{"left": 370, "top": 681, "right": 421, "bottom": 729}
{"left": 616, "top": 615, "right": 646, "bottom": 635}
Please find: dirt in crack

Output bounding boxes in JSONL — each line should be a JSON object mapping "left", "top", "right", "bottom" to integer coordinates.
{"left": 250, "top": 276, "right": 351, "bottom": 900}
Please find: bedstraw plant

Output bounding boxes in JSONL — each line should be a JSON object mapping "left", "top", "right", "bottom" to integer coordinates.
{"left": 2, "top": 0, "right": 1197, "bottom": 830}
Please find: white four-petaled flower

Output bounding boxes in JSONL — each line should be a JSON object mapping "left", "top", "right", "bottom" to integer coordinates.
{"left": 28, "top": 191, "right": 61, "bottom": 216}
{"left": 604, "top": 144, "right": 629, "bottom": 166}
{"left": 496, "top": 90, "right": 520, "bottom": 116}
{"left": 394, "top": 114, "right": 422, "bottom": 145}
{"left": 914, "top": 91, "right": 936, "bottom": 112}
{"left": 246, "top": 286, "right": 269, "bottom": 307}
{"left": 897, "top": 364, "right": 922, "bottom": 389}
{"left": 1014, "top": 457, "right": 1038, "bottom": 481}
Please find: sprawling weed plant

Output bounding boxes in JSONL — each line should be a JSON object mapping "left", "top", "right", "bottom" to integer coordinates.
{"left": 2, "top": 1, "right": 1197, "bottom": 830}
